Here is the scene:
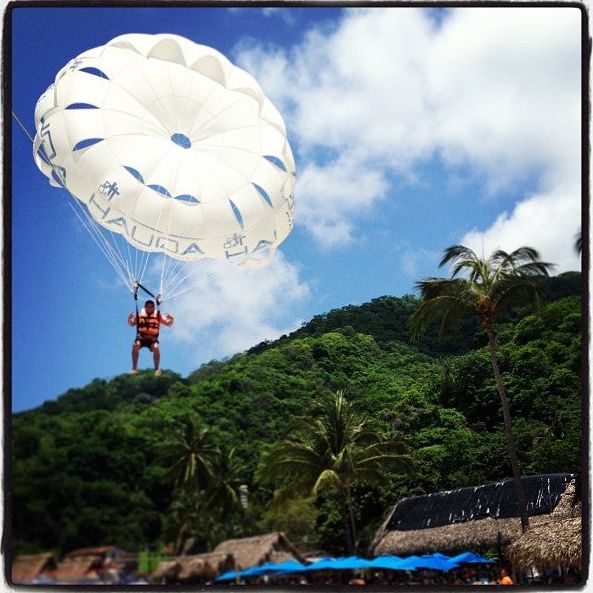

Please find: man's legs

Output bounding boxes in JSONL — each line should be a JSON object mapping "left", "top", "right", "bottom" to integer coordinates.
{"left": 151, "top": 343, "right": 161, "bottom": 374}
{"left": 131, "top": 341, "right": 141, "bottom": 373}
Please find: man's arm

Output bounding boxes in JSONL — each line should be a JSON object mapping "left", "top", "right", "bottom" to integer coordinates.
{"left": 128, "top": 313, "right": 137, "bottom": 326}
{"left": 160, "top": 313, "right": 174, "bottom": 327}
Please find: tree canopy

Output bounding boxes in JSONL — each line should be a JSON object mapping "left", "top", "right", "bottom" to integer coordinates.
{"left": 11, "top": 274, "right": 582, "bottom": 556}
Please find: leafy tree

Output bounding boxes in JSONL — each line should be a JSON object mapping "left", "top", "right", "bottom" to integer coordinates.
{"left": 157, "top": 415, "right": 219, "bottom": 493}
{"left": 10, "top": 277, "right": 580, "bottom": 555}
{"left": 255, "top": 391, "right": 415, "bottom": 554}
{"left": 411, "top": 245, "right": 554, "bottom": 532}
{"left": 258, "top": 497, "right": 319, "bottom": 550}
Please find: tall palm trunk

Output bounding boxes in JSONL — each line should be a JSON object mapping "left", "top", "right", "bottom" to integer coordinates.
{"left": 485, "top": 324, "right": 530, "bottom": 532}
{"left": 339, "top": 491, "right": 356, "bottom": 555}
{"left": 345, "top": 484, "right": 357, "bottom": 553}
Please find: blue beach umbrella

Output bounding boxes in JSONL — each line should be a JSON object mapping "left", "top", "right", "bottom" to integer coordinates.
{"left": 393, "top": 555, "right": 459, "bottom": 572}
{"left": 215, "top": 565, "right": 271, "bottom": 582}
{"left": 368, "top": 556, "right": 406, "bottom": 571}
{"left": 415, "top": 556, "right": 460, "bottom": 571}
{"left": 246, "top": 559, "right": 307, "bottom": 577}
{"left": 215, "top": 569, "right": 242, "bottom": 582}
{"left": 328, "top": 556, "right": 374, "bottom": 570}
{"left": 425, "top": 552, "right": 453, "bottom": 560}
{"left": 450, "top": 551, "right": 495, "bottom": 564}
{"left": 266, "top": 559, "right": 307, "bottom": 573}
{"left": 301, "top": 557, "right": 347, "bottom": 571}
{"left": 272, "top": 557, "right": 337, "bottom": 574}
{"left": 216, "top": 559, "right": 307, "bottom": 581}
{"left": 239, "top": 563, "right": 276, "bottom": 578}
{"left": 392, "top": 555, "right": 423, "bottom": 570}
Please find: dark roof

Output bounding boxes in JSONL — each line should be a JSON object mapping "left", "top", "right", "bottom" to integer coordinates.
{"left": 387, "top": 473, "right": 573, "bottom": 531}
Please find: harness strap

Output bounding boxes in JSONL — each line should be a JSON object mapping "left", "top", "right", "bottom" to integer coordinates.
{"left": 134, "top": 283, "right": 140, "bottom": 335}
{"left": 133, "top": 280, "right": 162, "bottom": 338}
{"left": 134, "top": 280, "right": 162, "bottom": 314}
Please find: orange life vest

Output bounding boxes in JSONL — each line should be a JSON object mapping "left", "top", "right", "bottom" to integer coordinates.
{"left": 137, "top": 308, "right": 161, "bottom": 340}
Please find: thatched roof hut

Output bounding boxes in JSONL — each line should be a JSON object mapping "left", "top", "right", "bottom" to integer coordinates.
{"left": 151, "top": 535, "right": 299, "bottom": 584}
{"left": 151, "top": 559, "right": 181, "bottom": 581}
{"left": 11, "top": 553, "right": 56, "bottom": 583}
{"left": 370, "top": 473, "right": 574, "bottom": 556}
{"left": 51, "top": 545, "right": 125, "bottom": 583}
{"left": 177, "top": 552, "right": 234, "bottom": 582}
{"left": 506, "top": 482, "right": 582, "bottom": 571}
{"left": 51, "top": 557, "right": 102, "bottom": 583}
{"left": 152, "top": 552, "right": 235, "bottom": 583}
{"left": 213, "top": 531, "right": 305, "bottom": 570}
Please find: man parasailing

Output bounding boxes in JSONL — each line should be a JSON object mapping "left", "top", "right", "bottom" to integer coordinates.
{"left": 128, "top": 285, "right": 174, "bottom": 375}
{"left": 30, "top": 33, "right": 296, "bottom": 365}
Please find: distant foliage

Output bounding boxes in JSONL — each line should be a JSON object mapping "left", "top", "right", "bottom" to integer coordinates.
{"left": 11, "top": 274, "right": 582, "bottom": 555}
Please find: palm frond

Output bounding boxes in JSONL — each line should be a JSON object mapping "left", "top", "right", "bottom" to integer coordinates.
{"left": 439, "top": 245, "right": 479, "bottom": 268}
{"left": 255, "top": 440, "right": 323, "bottom": 487}
{"left": 410, "top": 287, "right": 474, "bottom": 339}
{"left": 416, "top": 244, "right": 555, "bottom": 331}
{"left": 312, "top": 469, "right": 341, "bottom": 495}
{"left": 493, "top": 278, "right": 545, "bottom": 315}
{"left": 514, "top": 261, "right": 554, "bottom": 277}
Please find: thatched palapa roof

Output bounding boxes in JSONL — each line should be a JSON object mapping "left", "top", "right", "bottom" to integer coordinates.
{"left": 152, "top": 552, "right": 234, "bottom": 582}
{"left": 11, "top": 553, "right": 56, "bottom": 583}
{"left": 506, "top": 482, "right": 582, "bottom": 571}
{"left": 177, "top": 552, "right": 234, "bottom": 581}
{"left": 52, "top": 557, "right": 101, "bottom": 583}
{"left": 213, "top": 531, "right": 305, "bottom": 570}
{"left": 151, "top": 559, "right": 181, "bottom": 581}
{"left": 152, "top": 534, "right": 300, "bottom": 582}
{"left": 371, "top": 473, "right": 574, "bottom": 556}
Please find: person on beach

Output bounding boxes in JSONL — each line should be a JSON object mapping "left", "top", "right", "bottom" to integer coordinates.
{"left": 497, "top": 569, "right": 513, "bottom": 585}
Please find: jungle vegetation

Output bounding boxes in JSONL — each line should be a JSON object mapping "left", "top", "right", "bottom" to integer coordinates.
{"left": 11, "top": 271, "right": 582, "bottom": 557}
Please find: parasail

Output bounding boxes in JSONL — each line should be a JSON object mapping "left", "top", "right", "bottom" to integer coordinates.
{"left": 33, "top": 33, "right": 296, "bottom": 301}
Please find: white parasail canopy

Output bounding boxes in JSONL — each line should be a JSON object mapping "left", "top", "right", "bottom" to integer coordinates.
{"left": 33, "top": 33, "right": 296, "bottom": 297}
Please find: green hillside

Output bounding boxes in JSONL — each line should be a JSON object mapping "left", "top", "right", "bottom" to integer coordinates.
{"left": 11, "top": 273, "right": 582, "bottom": 556}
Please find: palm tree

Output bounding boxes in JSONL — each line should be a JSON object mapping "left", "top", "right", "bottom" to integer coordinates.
{"left": 158, "top": 415, "right": 220, "bottom": 493}
{"left": 411, "top": 245, "right": 554, "bottom": 532}
{"left": 204, "top": 447, "right": 244, "bottom": 515}
{"left": 159, "top": 417, "right": 244, "bottom": 551}
{"left": 256, "top": 391, "right": 415, "bottom": 554}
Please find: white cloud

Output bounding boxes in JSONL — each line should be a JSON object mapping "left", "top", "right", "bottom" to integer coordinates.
{"left": 296, "top": 153, "right": 389, "bottom": 247}
{"left": 261, "top": 7, "right": 296, "bottom": 26}
{"left": 461, "top": 184, "right": 581, "bottom": 273}
{"left": 236, "top": 6, "right": 581, "bottom": 270}
{"left": 168, "top": 254, "right": 310, "bottom": 364}
{"left": 400, "top": 247, "right": 442, "bottom": 277}
{"left": 227, "top": 6, "right": 296, "bottom": 26}
{"left": 427, "top": 7, "right": 581, "bottom": 192}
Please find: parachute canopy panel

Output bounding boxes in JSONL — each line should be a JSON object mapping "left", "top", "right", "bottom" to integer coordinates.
{"left": 33, "top": 33, "right": 296, "bottom": 264}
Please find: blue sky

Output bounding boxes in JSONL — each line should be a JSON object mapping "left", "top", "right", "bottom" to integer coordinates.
{"left": 10, "top": 5, "right": 582, "bottom": 412}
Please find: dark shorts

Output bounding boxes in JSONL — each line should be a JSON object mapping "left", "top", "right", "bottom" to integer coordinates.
{"left": 135, "top": 336, "right": 159, "bottom": 350}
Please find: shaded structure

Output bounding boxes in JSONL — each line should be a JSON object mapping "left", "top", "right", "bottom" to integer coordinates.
{"left": 151, "top": 559, "right": 181, "bottom": 583}
{"left": 151, "top": 532, "right": 304, "bottom": 584}
{"left": 11, "top": 552, "right": 56, "bottom": 583}
{"left": 152, "top": 552, "right": 234, "bottom": 584}
{"left": 212, "top": 531, "right": 306, "bottom": 570}
{"left": 370, "top": 474, "right": 574, "bottom": 556}
{"left": 51, "top": 545, "right": 126, "bottom": 583}
{"left": 507, "top": 482, "right": 582, "bottom": 572}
